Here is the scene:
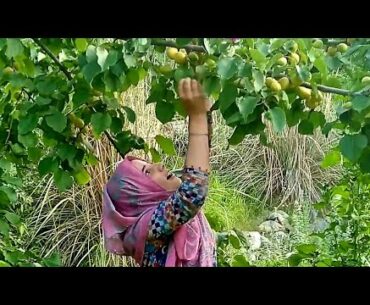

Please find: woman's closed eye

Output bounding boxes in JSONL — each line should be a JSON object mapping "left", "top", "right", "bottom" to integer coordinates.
{"left": 142, "top": 165, "right": 150, "bottom": 176}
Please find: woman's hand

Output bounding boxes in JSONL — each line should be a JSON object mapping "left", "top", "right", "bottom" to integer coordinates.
{"left": 178, "top": 78, "right": 211, "bottom": 117}
{"left": 178, "top": 78, "right": 210, "bottom": 172}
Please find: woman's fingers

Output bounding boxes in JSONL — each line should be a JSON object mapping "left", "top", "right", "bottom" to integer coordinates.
{"left": 178, "top": 79, "right": 185, "bottom": 99}
{"left": 179, "top": 78, "right": 192, "bottom": 100}
{"left": 179, "top": 78, "right": 207, "bottom": 103}
{"left": 191, "top": 79, "right": 199, "bottom": 96}
{"left": 196, "top": 81, "right": 205, "bottom": 99}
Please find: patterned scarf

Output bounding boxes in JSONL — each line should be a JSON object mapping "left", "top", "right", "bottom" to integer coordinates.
{"left": 102, "top": 156, "right": 216, "bottom": 266}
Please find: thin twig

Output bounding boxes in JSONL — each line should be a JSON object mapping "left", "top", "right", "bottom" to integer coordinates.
{"left": 32, "top": 38, "right": 73, "bottom": 81}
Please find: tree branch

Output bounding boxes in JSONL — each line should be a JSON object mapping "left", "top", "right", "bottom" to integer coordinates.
{"left": 32, "top": 38, "right": 73, "bottom": 81}
{"left": 269, "top": 73, "right": 370, "bottom": 97}
{"left": 301, "top": 82, "right": 368, "bottom": 96}
{"left": 31, "top": 40, "right": 124, "bottom": 158}
{"left": 151, "top": 39, "right": 206, "bottom": 52}
{"left": 117, "top": 38, "right": 206, "bottom": 53}
{"left": 103, "top": 130, "right": 124, "bottom": 158}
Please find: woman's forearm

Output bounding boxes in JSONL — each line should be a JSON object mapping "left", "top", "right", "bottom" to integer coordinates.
{"left": 185, "top": 114, "right": 210, "bottom": 172}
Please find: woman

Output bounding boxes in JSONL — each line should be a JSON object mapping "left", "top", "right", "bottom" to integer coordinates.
{"left": 102, "top": 78, "right": 216, "bottom": 267}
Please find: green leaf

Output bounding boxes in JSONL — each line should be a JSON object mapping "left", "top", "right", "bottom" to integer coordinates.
{"left": 203, "top": 76, "right": 221, "bottom": 97}
{"left": 231, "top": 255, "right": 250, "bottom": 267}
{"left": 270, "top": 38, "right": 286, "bottom": 51}
{"left": 268, "top": 107, "right": 286, "bottom": 133}
{"left": 149, "top": 148, "right": 161, "bottom": 163}
{"left": 321, "top": 150, "right": 342, "bottom": 168}
{"left": 323, "top": 76, "right": 342, "bottom": 88}
{"left": 18, "top": 114, "right": 38, "bottom": 135}
{"left": 0, "top": 190, "right": 10, "bottom": 206}
{"left": 238, "top": 63, "right": 252, "bottom": 78}
{"left": 82, "top": 61, "right": 101, "bottom": 84}
{"left": 91, "top": 112, "right": 112, "bottom": 135}
{"left": 72, "top": 87, "right": 90, "bottom": 109}
{"left": 5, "top": 212, "right": 21, "bottom": 225}
{"left": 3, "top": 250, "right": 23, "bottom": 265}
{"left": 124, "top": 54, "right": 137, "bottom": 69}
{"left": 42, "top": 253, "right": 61, "bottom": 267}
{"left": 36, "top": 78, "right": 58, "bottom": 96}
{"left": 11, "top": 143, "right": 25, "bottom": 155}
{"left": 138, "top": 67, "right": 147, "bottom": 80}
{"left": 28, "top": 147, "right": 42, "bottom": 162}
{"left": 0, "top": 38, "right": 6, "bottom": 50}
{"left": 0, "top": 159, "right": 12, "bottom": 171}
{"left": 36, "top": 96, "right": 52, "bottom": 106}
{"left": 38, "top": 157, "right": 58, "bottom": 176}
{"left": 0, "top": 220, "right": 10, "bottom": 237}
{"left": 174, "top": 67, "right": 194, "bottom": 82}
{"left": 6, "top": 39, "right": 24, "bottom": 59}
{"left": 296, "top": 243, "right": 317, "bottom": 255}
{"left": 252, "top": 70, "right": 264, "bottom": 92}
{"left": 359, "top": 148, "right": 370, "bottom": 173}
{"left": 352, "top": 95, "right": 370, "bottom": 113}
{"left": 250, "top": 49, "right": 266, "bottom": 66}
{"left": 97, "top": 46, "right": 109, "bottom": 69}
{"left": 116, "top": 132, "right": 132, "bottom": 156}
{"left": 1, "top": 175, "right": 22, "bottom": 187}
{"left": 298, "top": 119, "right": 314, "bottom": 135}
{"left": 57, "top": 144, "right": 77, "bottom": 164}
{"left": 339, "top": 134, "right": 368, "bottom": 162}
{"left": 155, "top": 135, "right": 176, "bottom": 156}
{"left": 18, "top": 132, "right": 38, "bottom": 148}
{"left": 309, "top": 111, "right": 326, "bottom": 128}
{"left": 314, "top": 57, "right": 328, "bottom": 80}
{"left": 229, "top": 232, "right": 241, "bottom": 249}
{"left": 53, "top": 169, "right": 74, "bottom": 192}
{"left": 176, "top": 38, "right": 192, "bottom": 46}
{"left": 288, "top": 254, "right": 303, "bottom": 266}
{"left": 0, "top": 261, "right": 11, "bottom": 267}
{"left": 123, "top": 106, "right": 136, "bottom": 123}
{"left": 104, "top": 50, "right": 119, "bottom": 70}
{"left": 86, "top": 153, "right": 99, "bottom": 166}
{"left": 173, "top": 100, "right": 187, "bottom": 118}
{"left": 326, "top": 56, "right": 342, "bottom": 70}
{"left": 296, "top": 65, "right": 311, "bottom": 82}
{"left": 217, "top": 58, "right": 238, "bottom": 80}
{"left": 155, "top": 101, "right": 175, "bottom": 124}
{"left": 219, "top": 83, "right": 238, "bottom": 112}
{"left": 236, "top": 96, "right": 259, "bottom": 122}
{"left": 45, "top": 111, "right": 67, "bottom": 133}
{"left": 86, "top": 45, "right": 97, "bottom": 63}
{"left": 73, "top": 167, "right": 91, "bottom": 185}
{"left": 127, "top": 69, "right": 140, "bottom": 86}
{"left": 0, "top": 186, "right": 17, "bottom": 203}
{"left": 228, "top": 125, "right": 248, "bottom": 145}
{"left": 225, "top": 112, "right": 243, "bottom": 126}
{"left": 75, "top": 38, "right": 88, "bottom": 52}
{"left": 17, "top": 57, "right": 35, "bottom": 77}
{"left": 110, "top": 117, "right": 124, "bottom": 134}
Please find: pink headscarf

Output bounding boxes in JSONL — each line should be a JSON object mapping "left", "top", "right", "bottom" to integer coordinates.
{"left": 102, "top": 156, "right": 216, "bottom": 267}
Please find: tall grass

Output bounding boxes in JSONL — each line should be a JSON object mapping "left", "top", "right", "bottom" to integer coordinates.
{"left": 204, "top": 175, "right": 264, "bottom": 232}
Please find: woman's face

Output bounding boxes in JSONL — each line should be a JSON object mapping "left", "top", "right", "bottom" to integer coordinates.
{"left": 131, "top": 159, "right": 182, "bottom": 192}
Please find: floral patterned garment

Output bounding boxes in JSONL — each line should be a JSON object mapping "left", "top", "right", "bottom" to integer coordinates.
{"left": 141, "top": 167, "right": 216, "bottom": 267}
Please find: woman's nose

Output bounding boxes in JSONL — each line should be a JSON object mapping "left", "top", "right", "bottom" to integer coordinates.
{"left": 152, "top": 163, "right": 164, "bottom": 172}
